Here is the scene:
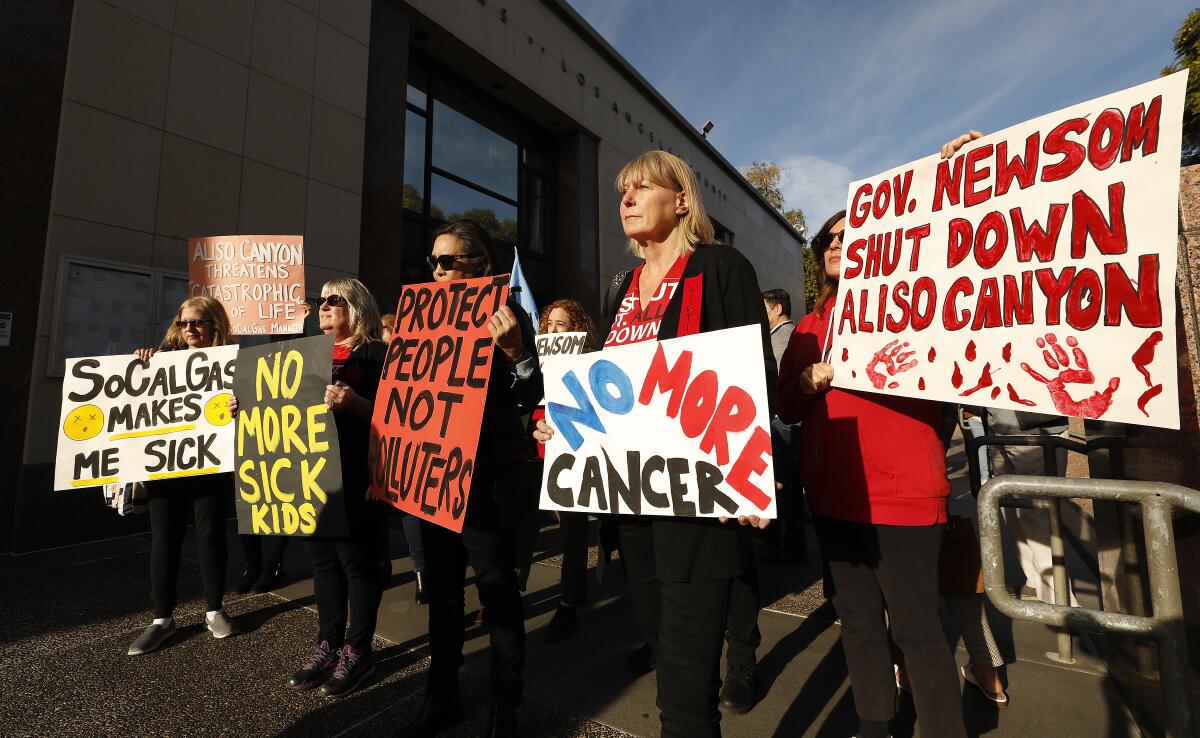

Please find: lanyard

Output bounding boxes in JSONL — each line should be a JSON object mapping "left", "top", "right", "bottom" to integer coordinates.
{"left": 821, "top": 310, "right": 835, "bottom": 364}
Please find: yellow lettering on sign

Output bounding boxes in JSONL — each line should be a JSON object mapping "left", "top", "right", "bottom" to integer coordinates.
{"left": 238, "top": 458, "right": 260, "bottom": 503}
{"left": 306, "top": 404, "right": 330, "bottom": 453}
{"left": 300, "top": 457, "right": 327, "bottom": 503}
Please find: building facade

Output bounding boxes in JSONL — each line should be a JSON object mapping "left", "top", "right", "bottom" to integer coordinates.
{"left": 2, "top": 0, "right": 805, "bottom": 552}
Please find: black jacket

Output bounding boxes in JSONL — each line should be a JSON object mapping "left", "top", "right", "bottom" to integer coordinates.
{"left": 333, "top": 339, "right": 388, "bottom": 534}
{"left": 601, "top": 243, "right": 775, "bottom": 582}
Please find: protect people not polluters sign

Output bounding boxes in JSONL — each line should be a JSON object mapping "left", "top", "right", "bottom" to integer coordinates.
{"left": 832, "top": 72, "right": 1187, "bottom": 429}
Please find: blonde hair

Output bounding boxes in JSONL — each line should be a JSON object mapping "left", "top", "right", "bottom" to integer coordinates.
{"left": 161, "top": 296, "right": 233, "bottom": 350}
{"left": 615, "top": 150, "right": 715, "bottom": 258}
{"left": 322, "top": 277, "right": 382, "bottom": 349}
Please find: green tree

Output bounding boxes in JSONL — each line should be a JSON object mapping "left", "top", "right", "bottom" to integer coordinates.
{"left": 1163, "top": 8, "right": 1200, "bottom": 163}
{"left": 744, "top": 161, "right": 785, "bottom": 210}
{"left": 744, "top": 162, "right": 817, "bottom": 311}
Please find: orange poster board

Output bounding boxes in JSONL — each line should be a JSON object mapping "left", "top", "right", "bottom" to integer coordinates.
{"left": 368, "top": 275, "right": 510, "bottom": 532}
{"left": 188, "top": 234, "right": 306, "bottom": 335}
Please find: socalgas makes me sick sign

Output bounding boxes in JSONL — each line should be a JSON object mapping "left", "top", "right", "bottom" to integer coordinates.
{"left": 539, "top": 326, "right": 776, "bottom": 519}
{"left": 55, "top": 346, "right": 239, "bottom": 490}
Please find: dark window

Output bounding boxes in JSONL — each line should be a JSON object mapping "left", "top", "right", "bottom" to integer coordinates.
{"left": 400, "top": 58, "right": 554, "bottom": 296}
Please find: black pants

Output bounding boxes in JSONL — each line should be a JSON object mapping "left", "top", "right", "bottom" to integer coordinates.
{"left": 424, "top": 519, "right": 526, "bottom": 706}
{"left": 304, "top": 517, "right": 386, "bottom": 653}
{"left": 724, "top": 556, "right": 761, "bottom": 673}
{"left": 619, "top": 520, "right": 739, "bottom": 738}
{"left": 147, "top": 476, "right": 229, "bottom": 618}
{"left": 558, "top": 511, "right": 590, "bottom": 605}
{"left": 813, "top": 517, "right": 966, "bottom": 738}
{"left": 239, "top": 534, "right": 288, "bottom": 575}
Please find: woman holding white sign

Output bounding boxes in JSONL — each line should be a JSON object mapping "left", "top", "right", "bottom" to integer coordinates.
{"left": 126, "top": 296, "right": 239, "bottom": 656}
{"left": 778, "top": 210, "right": 967, "bottom": 738}
{"left": 535, "top": 150, "right": 775, "bottom": 737}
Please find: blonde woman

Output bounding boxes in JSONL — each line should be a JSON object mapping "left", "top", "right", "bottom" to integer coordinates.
{"left": 127, "top": 296, "right": 239, "bottom": 655}
{"left": 535, "top": 151, "right": 775, "bottom": 737}
{"left": 287, "top": 278, "right": 390, "bottom": 698}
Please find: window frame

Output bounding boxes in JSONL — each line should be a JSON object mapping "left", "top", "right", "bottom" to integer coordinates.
{"left": 47, "top": 255, "right": 188, "bottom": 378}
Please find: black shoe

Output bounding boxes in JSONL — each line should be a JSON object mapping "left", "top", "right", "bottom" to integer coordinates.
{"left": 234, "top": 568, "right": 259, "bottom": 595}
{"left": 319, "top": 644, "right": 375, "bottom": 697}
{"left": 251, "top": 563, "right": 286, "bottom": 593}
{"left": 401, "top": 694, "right": 462, "bottom": 737}
{"left": 543, "top": 603, "right": 577, "bottom": 643}
{"left": 719, "top": 665, "right": 758, "bottom": 714}
{"left": 414, "top": 570, "right": 429, "bottom": 605}
{"left": 485, "top": 700, "right": 519, "bottom": 738}
{"left": 289, "top": 640, "right": 338, "bottom": 690}
{"left": 625, "top": 642, "right": 656, "bottom": 675}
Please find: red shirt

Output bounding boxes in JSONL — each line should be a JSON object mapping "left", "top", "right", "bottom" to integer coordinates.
{"left": 777, "top": 299, "right": 949, "bottom": 526}
{"left": 604, "top": 256, "right": 689, "bottom": 348}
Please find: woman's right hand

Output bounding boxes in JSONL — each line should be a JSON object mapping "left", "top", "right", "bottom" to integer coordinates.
{"left": 227, "top": 394, "right": 239, "bottom": 417}
{"left": 134, "top": 347, "right": 158, "bottom": 362}
{"left": 532, "top": 418, "right": 554, "bottom": 445}
{"left": 799, "top": 362, "right": 835, "bottom": 395}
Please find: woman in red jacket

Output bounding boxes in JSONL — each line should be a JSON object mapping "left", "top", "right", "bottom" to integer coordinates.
{"left": 778, "top": 211, "right": 966, "bottom": 738}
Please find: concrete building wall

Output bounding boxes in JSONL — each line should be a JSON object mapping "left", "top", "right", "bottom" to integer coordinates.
{"left": 24, "top": 0, "right": 373, "bottom": 469}
{"left": 400, "top": 0, "right": 806, "bottom": 301}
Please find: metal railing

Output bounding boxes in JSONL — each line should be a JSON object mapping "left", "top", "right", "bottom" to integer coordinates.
{"left": 978, "top": 475, "right": 1198, "bottom": 738}
{"left": 959, "top": 430, "right": 1090, "bottom": 663}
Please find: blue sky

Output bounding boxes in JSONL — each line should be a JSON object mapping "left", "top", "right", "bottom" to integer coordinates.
{"left": 569, "top": 0, "right": 1193, "bottom": 232}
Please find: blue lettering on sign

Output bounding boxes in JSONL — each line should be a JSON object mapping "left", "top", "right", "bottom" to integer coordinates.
{"left": 546, "top": 370, "right": 606, "bottom": 451}
{"left": 589, "top": 360, "right": 634, "bottom": 415}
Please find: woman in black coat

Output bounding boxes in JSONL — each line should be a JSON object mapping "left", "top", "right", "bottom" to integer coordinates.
{"left": 404, "top": 220, "right": 544, "bottom": 738}
{"left": 535, "top": 150, "right": 775, "bottom": 737}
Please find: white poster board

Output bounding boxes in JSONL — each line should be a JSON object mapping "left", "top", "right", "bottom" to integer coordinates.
{"left": 534, "top": 331, "right": 588, "bottom": 367}
{"left": 832, "top": 72, "right": 1186, "bottom": 429}
{"left": 55, "top": 345, "right": 239, "bottom": 489}
{"left": 539, "top": 325, "right": 776, "bottom": 518}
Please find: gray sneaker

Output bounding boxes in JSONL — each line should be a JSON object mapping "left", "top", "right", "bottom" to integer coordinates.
{"left": 206, "top": 610, "right": 238, "bottom": 639}
{"left": 127, "top": 621, "right": 176, "bottom": 655}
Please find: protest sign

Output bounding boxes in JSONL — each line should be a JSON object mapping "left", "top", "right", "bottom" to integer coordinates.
{"left": 368, "top": 275, "right": 510, "bottom": 533}
{"left": 535, "top": 331, "right": 588, "bottom": 366}
{"left": 231, "top": 335, "right": 345, "bottom": 536}
{"left": 832, "top": 72, "right": 1187, "bottom": 429}
{"left": 188, "top": 234, "right": 306, "bottom": 335}
{"left": 54, "top": 345, "right": 239, "bottom": 490}
{"left": 539, "top": 325, "right": 776, "bottom": 519}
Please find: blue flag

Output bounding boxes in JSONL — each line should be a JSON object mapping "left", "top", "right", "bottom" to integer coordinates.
{"left": 509, "top": 249, "right": 539, "bottom": 328}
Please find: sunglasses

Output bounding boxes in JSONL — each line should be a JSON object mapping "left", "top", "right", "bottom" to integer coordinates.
{"left": 176, "top": 319, "right": 213, "bottom": 329}
{"left": 426, "top": 253, "right": 483, "bottom": 271}
{"left": 319, "top": 294, "right": 346, "bottom": 307}
{"left": 815, "top": 231, "right": 845, "bottom": 250}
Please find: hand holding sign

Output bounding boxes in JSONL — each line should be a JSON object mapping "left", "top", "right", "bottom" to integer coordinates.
{"left": 489, "top": 304, "right": 525, "bottom": 362}
{"left": 800, "top": 362, "right": 835, "bottom": 395}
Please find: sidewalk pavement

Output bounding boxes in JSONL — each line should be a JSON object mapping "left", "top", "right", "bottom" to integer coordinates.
{"left": 0, "top": 431, "right": 1143, "bottom": 737}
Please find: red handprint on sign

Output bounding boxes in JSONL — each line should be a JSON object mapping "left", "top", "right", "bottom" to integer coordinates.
{"left": 1019, "top": 333, "right": 1119, "bottom": 419}
{"left": 866, "top": 340, "right": 917, "bottom": 389}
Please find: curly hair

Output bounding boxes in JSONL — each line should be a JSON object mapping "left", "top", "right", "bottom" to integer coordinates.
{"left": 160, "top": 296, "right": 233, "bottom": 349}
{"left": 539, "top": 299, "right": 598, "bottom": 350}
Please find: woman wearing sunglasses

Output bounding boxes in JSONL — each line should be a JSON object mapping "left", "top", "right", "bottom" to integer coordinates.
{"left": 777, "top": 207, "right": 967, "bottom": 738}
{"left": 126, "top": 296, "right": 239, "bottom": 656}
{"left": 285, "top": 278, "right": 390, "bottom": 698}
{"left": 405, "top": 220, "right": 543, "bottom": 738}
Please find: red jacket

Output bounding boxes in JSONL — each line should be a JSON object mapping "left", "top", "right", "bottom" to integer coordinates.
{"left": 777, "top": 300, "right": 949, "bottom": 526}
